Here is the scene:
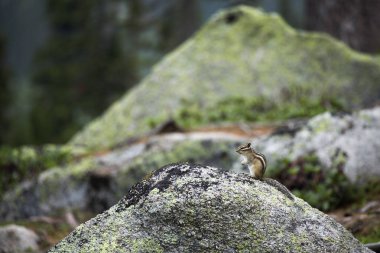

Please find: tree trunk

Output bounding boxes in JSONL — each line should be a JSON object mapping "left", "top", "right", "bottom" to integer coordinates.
{"left": 306, "top": 0, "right": 380, "bottom": 54}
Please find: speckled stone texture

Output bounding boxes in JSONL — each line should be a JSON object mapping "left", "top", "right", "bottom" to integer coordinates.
{"left": 48, "top": 163, "right": 372, "bottom": 253}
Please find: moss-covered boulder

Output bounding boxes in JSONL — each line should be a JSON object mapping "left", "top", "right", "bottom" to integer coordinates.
{"left": 70, "top": 5, "right": 380, "bottom": 150}
{"left": 48, "top": 164, "right": 371, "bottom": 252}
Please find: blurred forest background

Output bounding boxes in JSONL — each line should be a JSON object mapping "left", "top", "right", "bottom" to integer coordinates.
{"left": 0, "top": 0, "right": 379, "bottom": 146}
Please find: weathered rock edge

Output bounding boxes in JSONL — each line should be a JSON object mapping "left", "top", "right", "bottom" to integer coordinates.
{"left": 49, "top": 163, "right": 372, "bottom": 253}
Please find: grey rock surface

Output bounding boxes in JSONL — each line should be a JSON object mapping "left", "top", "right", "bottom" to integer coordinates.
{"left": 253, "top": 107, "right": 380, "bottom": 182}
{"left": 48, "top": 163, "right": 372, "bottom": 253}
{"left": 0, "top": 225, "right": 40, "bottom": 253}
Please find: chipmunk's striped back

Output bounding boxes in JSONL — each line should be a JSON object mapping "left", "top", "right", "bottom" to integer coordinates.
{"left": 251, "top": 149, "right": 267, "bottom": 174}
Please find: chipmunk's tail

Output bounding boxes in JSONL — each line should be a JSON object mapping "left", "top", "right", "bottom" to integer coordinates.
{"left": 263, "top": 178, "right": 295, "bottom": 200}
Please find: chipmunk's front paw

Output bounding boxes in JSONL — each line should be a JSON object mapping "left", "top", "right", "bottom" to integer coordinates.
{"left": 240, "top": 155, "right": 248, "bottom": 165}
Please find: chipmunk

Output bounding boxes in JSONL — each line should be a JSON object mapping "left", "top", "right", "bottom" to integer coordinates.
{"left": 236, "top": 143, "right": 294, "bottom": 200}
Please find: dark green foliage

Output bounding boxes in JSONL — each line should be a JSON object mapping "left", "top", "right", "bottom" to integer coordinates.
{"left": 168, "top": 96, "right": 345, "bottom": 129}
{"left": 125, "top": 1, "right": 202, "bottom": 77}
{"left": 0, "top": 145, "right": 76, "bottom": 197}
{"left": 31, "top": 0, "right": 137, "bottom": 144}
{"left": 0, "top": 35, "right": 10, "bottom": 144}
{"left": 269, "top": 153, "right": 360, "bottom": 211}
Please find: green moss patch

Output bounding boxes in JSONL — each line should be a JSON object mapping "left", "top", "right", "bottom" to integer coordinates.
{"left": 149, "top": 96, "right": 345, "bottom": 129}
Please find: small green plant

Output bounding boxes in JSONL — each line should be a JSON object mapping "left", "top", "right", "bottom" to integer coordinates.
{"left": 270, "top": 151, "right": 356, "bottom": 211}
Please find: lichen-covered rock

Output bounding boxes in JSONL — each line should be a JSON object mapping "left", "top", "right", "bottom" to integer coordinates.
{"left": 253, "top": 107, "right": 380, "bottom": 182}
{"left": 48, "top": 164, "right": 372, "bottom": 253}
{"left": 0, "top": 225, "right": 40, "bottom": 253}
{"left": 70, "top": 5, "right": 380, "bottom": 150}
{"left": 0, "top": 133, "right": 247, "bottom": 221}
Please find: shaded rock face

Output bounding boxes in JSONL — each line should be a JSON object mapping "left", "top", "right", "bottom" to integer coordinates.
{"left": 0, "top": 225, "right": 40, "bottom": 253}
{"left": 0, "top": 133, "right": 247, "bottom": 221}
{"left": 70, "top": 5, "right": 380, "bottom": 151}
{"left": 254, "top": 107, "right": 380, "bottom": 182}
{"left": 48, "top": 164, "right": 371, "bottom": 253}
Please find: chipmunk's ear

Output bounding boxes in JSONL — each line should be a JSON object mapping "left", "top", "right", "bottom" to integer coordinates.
{"left": 236, "top": 142, "right": 252, "bottom": 152}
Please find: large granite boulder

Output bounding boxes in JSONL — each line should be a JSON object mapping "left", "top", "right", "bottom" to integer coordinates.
{"left": 48, "top": 163, "right": 372, "bottom": 252}
{"left": 70, "top": 5, "right": 380, "bottom": 150}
